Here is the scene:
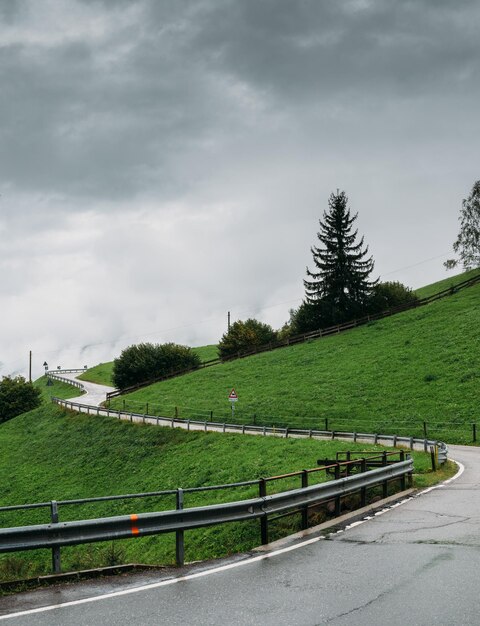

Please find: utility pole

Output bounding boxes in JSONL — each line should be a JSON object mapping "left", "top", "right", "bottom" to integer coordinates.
{"left": 227, "top": 311, "right": 231, "bottom": 331}
{"left": 29, "top": 351, "right": 32, "bottom": 382}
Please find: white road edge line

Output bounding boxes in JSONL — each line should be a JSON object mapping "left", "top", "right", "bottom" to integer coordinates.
{"left": 0, "top": 458, "right": 465, "bottom": 621}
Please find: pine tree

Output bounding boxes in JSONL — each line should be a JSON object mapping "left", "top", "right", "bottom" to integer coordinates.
{"left": 444, "top": 180, "right": 480, "bottom": 271}
{"left": 304, "top": 190, "right": 377, "bottom": 325}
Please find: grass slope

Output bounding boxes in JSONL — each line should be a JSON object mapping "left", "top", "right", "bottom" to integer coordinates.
{"left": 414, "top": 268, "right": 480, "bottom": 299}
{"left": 111, "top": 278, "right": 480, "bottom": 443}
{"left": 0, "top": 404, "right": 440, "bottom": 580}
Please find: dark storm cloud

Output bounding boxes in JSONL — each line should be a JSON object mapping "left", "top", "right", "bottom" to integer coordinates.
{"left": 188, "top": 0, "right": 480, "bottom": 99}
{"left": 2, "top": 0, "right": 478, "bottom": 203}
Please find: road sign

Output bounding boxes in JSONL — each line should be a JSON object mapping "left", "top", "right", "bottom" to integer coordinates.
{"left": 228, "top": 389, "right": 238, "bottom": 402}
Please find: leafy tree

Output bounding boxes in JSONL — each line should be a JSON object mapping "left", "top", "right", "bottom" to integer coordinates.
{"left": 445, "top": 180, "right": 480, "bottom": 270}
{"left": 368, "top": 281, "right": 418, "bottom": 313}
{"left": 112, "top": 342, "right": 201, "bottom": 389}
{"left": 287, "top": 301, "right": 326, "bottom": 335}
{"left": 218, "top": 318, "right": 277, "bottom": 359}
{"left": 303, "top": 190, "right": 377, "bottom": 326}
{"left": 0, "top": 376, "right": 42, "bottom": 424}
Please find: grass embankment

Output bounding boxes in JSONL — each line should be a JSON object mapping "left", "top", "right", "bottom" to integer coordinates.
{"left": 414, "top": 268, "right": 480, "bottom": 299}
{"left": 0, "top": 404, "right": 445, "bottom": 581}
{"left": 78, "top": 345, "right": 219, "bottom": 387}
{"left": 111, "top": 275, "right": 480, "bottom": 444}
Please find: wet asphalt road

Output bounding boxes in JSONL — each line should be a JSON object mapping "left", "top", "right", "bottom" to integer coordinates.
{"left": 60, "top": 372, "right": 115, "bottom": 407}
{"left": 2, "top": 445, "right": 480, "bottom": 625}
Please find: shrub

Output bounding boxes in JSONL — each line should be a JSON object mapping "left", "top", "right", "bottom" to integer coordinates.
{"left": 368, "top": 281, "right": 418, "bottom": 314}
{"left": 112, "top": 343, "right": 201, "bottom": 389}
{"left": 218, "top": 319, "right": 277, "bottom": 359}
{"left": 0, "top": 376, "right": 42, "bottom": 424}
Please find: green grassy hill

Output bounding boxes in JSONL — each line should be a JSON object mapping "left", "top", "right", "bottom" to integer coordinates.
{"left": 1, "top": 403, "right": 439, "bottom": 581}
{"left": 2, "top": 269, "right": 471, "bottom": 581}
{"left": 110, "top": 271, "right": 480, "bottom": 443}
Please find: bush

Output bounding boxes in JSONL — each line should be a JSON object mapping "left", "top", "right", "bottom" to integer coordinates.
{"left": 0, "top": 376, "right": 42, "bottom": 424}
{"left": 218, "top": 319, "right": 277, "bottom": 359}
{"left": 112, "top": 343, "right": 201, "bottom": 389}
{"left": 287, "top": 300, "right": 341, "bottom": 335}
{"left": 368, "top": 281, "right": 418, "bottom": 314}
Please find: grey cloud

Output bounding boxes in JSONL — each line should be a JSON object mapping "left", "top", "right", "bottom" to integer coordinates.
{"left": 2, "top": 0, "right": 479, "bottom": 203}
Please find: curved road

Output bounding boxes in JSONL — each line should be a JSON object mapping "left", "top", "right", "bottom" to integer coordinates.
{"left": 2, "top": 379, "right": 480, "bottom": 624}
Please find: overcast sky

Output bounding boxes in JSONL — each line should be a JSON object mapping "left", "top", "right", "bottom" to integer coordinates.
{"left": 1, "top": 0, "right": 479, "bottom": 379}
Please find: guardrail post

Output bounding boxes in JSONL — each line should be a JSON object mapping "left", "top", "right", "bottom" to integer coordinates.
{"left": 176, "top": 489, "right": 184, "bottom": 567}
{"left": 301, "top": 470, "right": 308, "bottom": 530}
{"left": 382, "top": 452, "right": 388, "bottom": 499}
{"left": 399, "top": 451, "right": 406, "bottom": 490}
{"left": 360, "top": 459, "right": 367, "bottom": 507}
{"left": 334, "top": 464, "right": 341, "bottom": 516}
{"left": 259, "top": 479, "right": 268, "bottom": 545}
{"left": 50, "top": 500, "right": 61, "bottom": 574}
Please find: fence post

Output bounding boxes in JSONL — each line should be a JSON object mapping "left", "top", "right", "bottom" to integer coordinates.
{"left": 473, "top": 423, "right": 477, "bottom": 443}
{"left": 50, "top": 501, "right": 61, "bottom": 574}
{"left": 259, "top": 479, "right": 268, "bottom": 545}
{"left": 176, "top": 489, "right": 184, "bottom": 567}
{"left": 423, "top": 421, "right": 428, "bottom": 438}
{"left": 210, "top": 411, "right": 213, "bottom": 421}
{"left": 301, "top": 470, "right": 309, "bottom": 530}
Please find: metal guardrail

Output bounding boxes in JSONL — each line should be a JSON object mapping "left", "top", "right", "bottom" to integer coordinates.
{"left": 52, "top": 396, "right": 448, "bottom": 456}
{"left": 46, "top": 373, "right": 85, "bottom": 390}
{"left": 0, "top": 457, "right": 413, "bottom": 573}
{"left": 47, "top": 369, "right": 87, "bottom": 375}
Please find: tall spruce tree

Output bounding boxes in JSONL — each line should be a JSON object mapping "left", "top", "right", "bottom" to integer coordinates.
{"left": 304, "top": 190, "right": 377, "bottom": 325}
